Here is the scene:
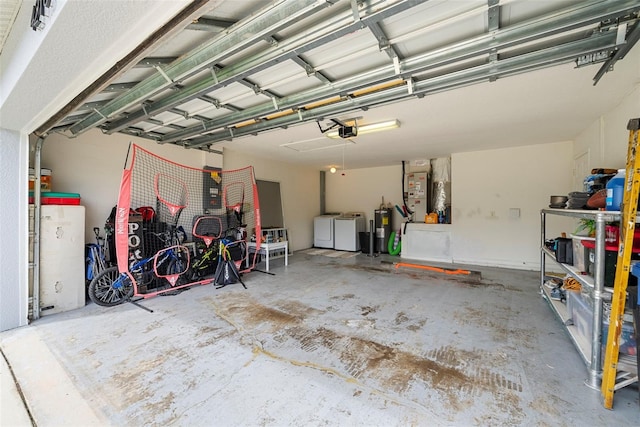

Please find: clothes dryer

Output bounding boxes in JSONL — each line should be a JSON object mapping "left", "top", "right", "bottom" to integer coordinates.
{"left": 313, "top": 213, "right": 342, "bottom": 248}
{"left": 334, "top": 212, "right": 366, "bottom": 251}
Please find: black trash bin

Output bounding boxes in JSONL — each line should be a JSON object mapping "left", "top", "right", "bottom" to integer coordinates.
{"left": 359, "top": 231, "right": 369, "bottom": 253}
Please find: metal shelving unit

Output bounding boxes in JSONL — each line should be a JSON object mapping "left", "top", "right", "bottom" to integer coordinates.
{"left": 540, "top": 208, "right": 624, "bottom": 389}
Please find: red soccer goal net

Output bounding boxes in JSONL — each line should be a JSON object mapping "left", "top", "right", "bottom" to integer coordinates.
{"left": 114, "top": 144, "right": 261, "bottom": 297}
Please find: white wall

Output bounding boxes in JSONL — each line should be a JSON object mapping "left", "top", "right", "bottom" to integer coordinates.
{"left": 452, "top": 142, "right": 574, "bottom": 269}
{"left": 222, "top": 149, "right": 320, "bottom": 252}
{"left": 39, "top": 129, "right": 222, "bottom": 243}
{"left": 0, "top": 129, "right": 29, "bottom": 331}
{"left": 325, "top": 165, "right": 405, "bottom": 231}
{"left": 33, "top": 75, "right": 640, "bottom": 274}
{"left": 575, "top": 84, "right": 640, "bottom": 170}
{"left": 19, "top": 84, "right": 640, "bottom": 309}
{"left": 324, "top": 143, "right": 576, "bottom": 269}
{"left": 41, "top": 129, "right": 319, "bottom": 256}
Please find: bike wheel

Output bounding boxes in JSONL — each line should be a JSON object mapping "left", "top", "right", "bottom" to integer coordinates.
{"left": 190, "top": 249, "right": 215, "bottom": 279}
{"left": 88, "top": 266, "right": 134, "bottom": 307}
{"left": 168, "top": 255, "right": 190, "bottom": 286}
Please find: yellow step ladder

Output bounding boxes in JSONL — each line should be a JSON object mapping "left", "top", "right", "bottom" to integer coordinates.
{"left": 601, "top": 117, "right": 640, "bottom": 409}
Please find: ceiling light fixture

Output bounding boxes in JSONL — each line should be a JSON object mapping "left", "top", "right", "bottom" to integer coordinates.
{"left": 330, "top": 167, "right": 337, "bottom": 174}
{"left": 326, "top": 119, "right": 400, "bottom": 139}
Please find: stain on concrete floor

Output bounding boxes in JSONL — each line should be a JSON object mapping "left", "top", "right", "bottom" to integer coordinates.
{"left": 209, "top": 292, "right": 526, "bottom": 423}
{"left": 2, "top": 255, "right": 638, "bottom": 426}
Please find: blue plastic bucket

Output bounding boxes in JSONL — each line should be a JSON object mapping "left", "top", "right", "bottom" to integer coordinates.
{"left": 605, "top": 169, "right": 625, "bottom": 211}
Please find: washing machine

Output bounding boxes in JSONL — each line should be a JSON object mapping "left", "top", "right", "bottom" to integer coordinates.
{"left": 334, "top": 212, "right": 366, "bottom": 251}
{"left": 313, "top": 213, "right": 342, "bottom": 248}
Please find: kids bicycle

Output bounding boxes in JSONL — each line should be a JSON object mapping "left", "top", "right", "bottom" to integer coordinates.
{"left": 88, "top": 241, "right": 190, "bottom": 307}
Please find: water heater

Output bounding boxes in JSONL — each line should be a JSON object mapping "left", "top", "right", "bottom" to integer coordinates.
{"left": 374, "top": 208, "right": 392, "bottom": 253}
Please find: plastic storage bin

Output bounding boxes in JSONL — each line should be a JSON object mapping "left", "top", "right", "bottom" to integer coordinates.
{"left": 567, "top": 290, "right": 593, "bottom": 342}
{"left": 602, "top": 319, "right": 637, "bottom": 356}
{"left": 29, "top": 192, "right": 81, "bottom": 205}
{"left": 631, "top": 263, "right": 640, "bottom": 301}
{"left": 571, "top": 235, "right": 592, "bottom": 272}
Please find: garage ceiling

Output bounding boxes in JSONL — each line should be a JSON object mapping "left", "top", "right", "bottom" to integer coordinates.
{"left": 37, "top": 0, "right": 640, "bottom": 170}
{"left": 0, "top": 0, "right": 20, "bottom": 51}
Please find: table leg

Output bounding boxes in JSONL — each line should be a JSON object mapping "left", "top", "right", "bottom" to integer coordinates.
{"left": 266, "top": 249, "right": 270, "bottom": 272}
{"left": 285, "top": 243, "right": 288, "bottom": 266}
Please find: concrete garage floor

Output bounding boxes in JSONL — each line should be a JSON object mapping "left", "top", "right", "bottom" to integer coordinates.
{"left": 1, "top": 252, "right": 639, "bottom": 426}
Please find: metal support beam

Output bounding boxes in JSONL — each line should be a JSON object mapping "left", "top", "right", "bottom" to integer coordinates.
{"left": 53, "top": 0, "right": 640, "bottom": 146}
{"left": 593, "top": 19, "right": 640, "bottom": 85}
{"left": 111, "top": 0, "right": 638, "bottom": 141}
{"left": 198, "top": 95, "right": 221, "bottom": 109}
{"left": 290, "top": 55, "right": 332, "bottom": 84}
{"left": 180, "top": 31, "right": 619, "bottom": 148}
{"left": 51, "top": 113, "right": 91, "bottom": 129}
{"left": 168, "top": 107, "right": 191, "bottom": 119}
{"left": 149, "top": 1, "right": 637, "bottom": 145}
{"left": 487, "top": 0, "right": 500, "bottom": 82}
{"left": 146, "top": 118, "right": 185, "bottom": 131}
{"left": 487, "top": 0, "right": 500, "bottom": 32}
{"left": 103, "top": 82, "right": 138, "bottom": 92}
{"left": 367, "top": 21, "right": 401, "bottom": 61}
{"left": 101, "top": 0, "right": 422, "bottom": 134}
{"left": 198, "top": 95, "right": 242, "bottom": 112}
{"left": 35, "top": 0, "right": 216, "bottom": 136}
{"left": 69, "top": 0, "right": 334, "bottom": 135}
{"left": 187, "top": 17, "right": 236, "bottom": 32}
{"left": 134, "top": 57, "right": 177, "bottom": 68}
{"left": 49, "top": 99, "right": 110, "bottom": 129}
{"left": 236, "top": 77, "right": 282, "bottom": 100}
{"left": 350, "top": 0, "right": 360, "bottom": 22}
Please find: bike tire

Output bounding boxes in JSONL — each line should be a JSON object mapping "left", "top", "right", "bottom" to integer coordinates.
{"left": 191, "top": 247, "right": 217, "bottom": 279}
{"left": 168, "top": 257, "right": 189, "bottom": 286}
{"left": 88, "top": 266, "right": 134, "bottom": 307}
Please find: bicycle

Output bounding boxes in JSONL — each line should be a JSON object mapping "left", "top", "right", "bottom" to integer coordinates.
{"left": 88, "top": 240, "right": 190, "bottom": 307}
{"left": 85, "top": 227, "right": 110, "bottom": 284}
{"left": 188, "top": 215, "right": 223, "bottom": 280}
{"left": 189, "top": 242, "right": 219, "bottom": 280}
{"left": 186, "top": 214, "right": 250, "bottom": 286}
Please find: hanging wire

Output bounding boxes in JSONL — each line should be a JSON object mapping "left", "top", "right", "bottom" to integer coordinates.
{"left": 341, "top": 139, "right": 346, "bottom": 175}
